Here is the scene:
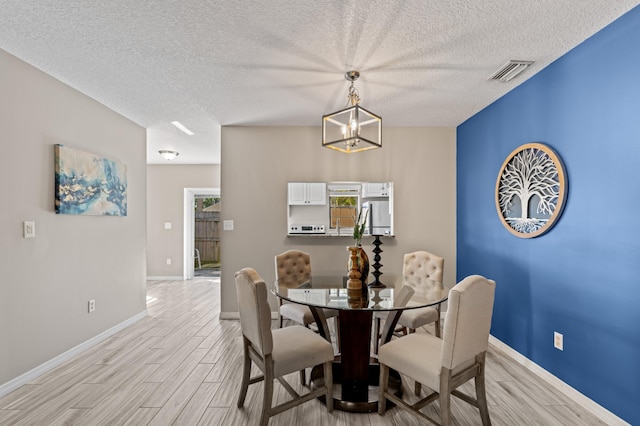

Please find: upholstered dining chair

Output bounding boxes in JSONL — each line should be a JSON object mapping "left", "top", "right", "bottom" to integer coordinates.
{"left": 398, "top": 251, "right": 445, "bottom": 336}
{"left": 235, "top": 268, "right": 334, "bottom": 426}
{"left": 275, "top": 250, "right": 339, "bottom": 327}
{"left": 275, "top": 250, "right": 339, "bottom": 385}
{"left": 377, "top": 275, "right": 496, "bottom": 426}
{"left": 373, "top": 251, "right": 444, "bottom": 359}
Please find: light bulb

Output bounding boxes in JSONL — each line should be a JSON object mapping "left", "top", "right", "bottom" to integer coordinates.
{"left": 350, "top": 119, "right": 358, "bottom": 137}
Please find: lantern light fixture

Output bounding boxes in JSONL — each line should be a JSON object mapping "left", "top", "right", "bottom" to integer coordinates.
{"left": 322, "top": 71, "right": 381, "bottom": 153}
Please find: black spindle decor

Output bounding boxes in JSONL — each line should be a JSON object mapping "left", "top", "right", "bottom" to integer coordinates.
{"left": 368, "top": 235, "right": 386, "bottom": 288}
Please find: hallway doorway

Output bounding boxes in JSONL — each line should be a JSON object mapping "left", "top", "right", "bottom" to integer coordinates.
{"left": 194, "top": 195, "right": 221, "bottom": 278}
{"left": 183, "top": 188, "right": 220, "bottom": 280}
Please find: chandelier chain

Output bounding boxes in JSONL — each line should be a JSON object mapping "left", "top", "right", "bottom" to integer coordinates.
{"left": 346, "top": 81, "right": 360, "bottom": 107}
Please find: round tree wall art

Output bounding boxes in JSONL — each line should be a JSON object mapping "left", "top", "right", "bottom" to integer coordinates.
{"left": 495, "top": 143, "right": 567, "bottom": 238}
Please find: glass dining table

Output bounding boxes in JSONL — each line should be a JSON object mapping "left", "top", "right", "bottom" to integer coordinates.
{"left": 270, "top": 275, "right": 450, "bottom": 413}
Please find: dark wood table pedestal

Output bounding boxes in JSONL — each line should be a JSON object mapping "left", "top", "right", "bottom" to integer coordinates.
{"left": 309, "top": 358, "right": 402, "bottom": 413}
{"left": 308, "top": 306, "right": 404, "bottom": 412}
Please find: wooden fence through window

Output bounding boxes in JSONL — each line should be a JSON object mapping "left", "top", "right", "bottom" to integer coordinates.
{"left": 195, "top": 210, "right": 220, "bottom": 264}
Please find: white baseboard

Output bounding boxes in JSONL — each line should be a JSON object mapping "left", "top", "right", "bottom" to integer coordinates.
{"left": 0, "top": 310, "right": 148, "bottom": 399}
{"left": 489, "top": 335, "right": 630, "bottom": 426}
{"left": 219, "top": 311, "right": 278, "bottom": 320}
{"left": 146, "top": 276, "right": 184, "bottom": 281}
{"left": 219, "top": 311, "right": 239, "bottom": 320}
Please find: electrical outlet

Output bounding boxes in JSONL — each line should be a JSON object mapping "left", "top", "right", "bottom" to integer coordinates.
{"left": 554, "top": 331, "right": 563, "bottom": 351}
{"left": 88, "top": 299, "right": 96, "bottom": 313}
{"left": 166, "top": 258, "right": 172, "bottom": 265}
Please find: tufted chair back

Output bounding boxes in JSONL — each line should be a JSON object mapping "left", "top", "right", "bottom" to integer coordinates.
{"left": 275, "top": 250, "right": 311, "bottom": 287}
{"left": 402, "top": 251, "right": 444, "bottom": 303}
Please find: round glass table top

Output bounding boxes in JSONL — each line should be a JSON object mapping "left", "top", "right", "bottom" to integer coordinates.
{"left": 272, "top": 275, "right": 450, "bottom": 311}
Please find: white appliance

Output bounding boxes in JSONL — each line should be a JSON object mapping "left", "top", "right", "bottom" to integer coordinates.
{"left": 364, "top": 201, "right": 391, "bottom": 235}
{"left": 289, "top": 224, "right": 325, "bottom": 234}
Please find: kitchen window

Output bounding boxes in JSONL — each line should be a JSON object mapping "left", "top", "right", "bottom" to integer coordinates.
{"left": 328, "top": 184, "right": 360, "bottom": 234}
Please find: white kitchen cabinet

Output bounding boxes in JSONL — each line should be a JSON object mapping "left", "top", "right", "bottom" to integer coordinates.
{"left": 362, "top": 182, "right": 391, "bottom": 198}
{"left": 287, "top": 289, "right": 328, "bottom": 305}
{"left": 288, "top": 182, "right": 327, "bottom": 205}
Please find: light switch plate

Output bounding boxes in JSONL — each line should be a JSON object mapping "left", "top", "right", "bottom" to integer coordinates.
{"left": 223, "top": 220, "right": 234, "bottom": 231}
{"left": 23, "top": 221, "right": 35, "bottom": 238}
{"left": 164, "top": 222, "right": 172, "bottom": 229}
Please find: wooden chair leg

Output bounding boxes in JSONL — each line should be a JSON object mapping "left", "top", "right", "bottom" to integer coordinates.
{"left": 324, "top": 361, "right": 334, "bottom": 413}
{"left": 378, "top": 363, "right": 389, "bottom": 414}
{"left": 435, "top": 307, "right": 441, "bottom": 338}
{"left": 299, "top": 368, "right": 306, "bottom": 387}
{"left": 414, "top": 381, "right": 422, "bottom": 396}
{"left": 407, "top": 324, "right": 420, "bottom": 395}
{"left": 439, "top": 368, "right": 452, "bottom": 426}
{"left": 476, "top": 354, "right": 491, "bottom": 425}
{"left": 237, "top": 338, "right": 251, "bottom": 408}
{"left": 260, "top": 358, "right": 274, "bottom": 426}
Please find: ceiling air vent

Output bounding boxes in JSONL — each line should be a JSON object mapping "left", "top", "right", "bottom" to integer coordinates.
{"left": 489, "top": 60, "right": 534, "bottom": 82}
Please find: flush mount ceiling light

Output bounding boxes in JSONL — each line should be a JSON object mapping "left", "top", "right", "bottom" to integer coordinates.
{"left": 171, "top": 120, "right": 194, "bottom": 136}
{"left": 489, "top": 60, "right": 534, "bottom": 82}
{"left": 158, "top": 150, "right": 179, "bottom": 160}
{"left": 322, "top": 71, "right": 381, "bottom": 153}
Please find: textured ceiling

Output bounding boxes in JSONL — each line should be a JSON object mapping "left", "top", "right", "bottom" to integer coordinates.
{"left": 1, "top": 1, "right": 639, "bottom": 164}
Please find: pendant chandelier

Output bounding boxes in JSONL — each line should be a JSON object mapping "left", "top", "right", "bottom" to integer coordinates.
{"left": 322, "top": 71, "right": 381, "bottom": 153}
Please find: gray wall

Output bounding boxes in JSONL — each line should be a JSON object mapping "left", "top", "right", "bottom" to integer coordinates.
{"left": 0, "top": 49, "right": 147, "bottom": 386}
{"left": 220, "top": 126, "right": 456, "bottom": 315}
{"left": 146, "top": 164, "right": 220, "bottom": 277}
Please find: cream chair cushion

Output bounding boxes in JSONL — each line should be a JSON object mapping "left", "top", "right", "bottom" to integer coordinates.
{"left": 279, "top": 303, "right": 317, "bottom": 325}
{"left": 271, "top": 326, "right": 334, "bottom": 377}
{"left": 396, "top": 302, "right": 439, "bottom": 329}
{"left": 378, "top": 332, "right": 442, "bottom": 391}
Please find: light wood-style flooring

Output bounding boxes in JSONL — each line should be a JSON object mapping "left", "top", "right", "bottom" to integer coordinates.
{"left": 0, "top": 277, "right": 606, "bottom": 425}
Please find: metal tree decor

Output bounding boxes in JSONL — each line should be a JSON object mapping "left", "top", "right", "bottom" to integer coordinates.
{"left": 495, "top": 143, "right": 567, "bottom": 238}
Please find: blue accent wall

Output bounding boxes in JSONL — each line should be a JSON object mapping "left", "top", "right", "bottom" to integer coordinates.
{"left": 457, "top": 6, "right": 640, "bottom": 425}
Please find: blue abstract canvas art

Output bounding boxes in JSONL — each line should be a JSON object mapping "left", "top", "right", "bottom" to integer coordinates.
{"left": 54, "top": 144, "right": 127, "bottom": 216}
